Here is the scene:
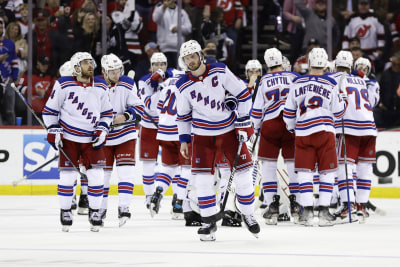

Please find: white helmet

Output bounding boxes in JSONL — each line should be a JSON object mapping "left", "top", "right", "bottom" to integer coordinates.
{"left": 101, "top": 53, "right": 124, "bottom": 76}
{"left": 324, "top": 60, "right": 335, "bottom": 73}
{"left": 179, "top": 40, "right": 202, "bottom": 71}
{"left": 59, "top": 61, "right": 73, "bottom": 77}
{"left": 70, "top": 52, "right": 96, "bottom": 76}
{"left": 282, "top": 56, "right": 291, "bottom": 71}
{"left": 245, "top": 59, "right": 262, "bottom": 78}
{"left": 354, "top": 57, "right": 371, "bottom": 75}
{"left": 335, "top": 50, "right": 353, "bottom": 69}
{"left": 308, "top": 48, "right": 328, "bottom": 68}
{"left": 150, "top": 52, "right": 167, "bottom": 65}
{"left": 264, "top": 47, "right": 282, "bottom": 68}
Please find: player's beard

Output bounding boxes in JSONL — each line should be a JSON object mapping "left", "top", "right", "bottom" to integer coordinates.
{"left": 81, "top": 68, "right": 94, "bottom": 79}
{"left": 187, "top": 59, "right": 201, "bottom": 72}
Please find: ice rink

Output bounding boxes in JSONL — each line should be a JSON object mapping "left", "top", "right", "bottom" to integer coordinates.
{"left": 0, "top": 196, "right": 399, "bottom": 267}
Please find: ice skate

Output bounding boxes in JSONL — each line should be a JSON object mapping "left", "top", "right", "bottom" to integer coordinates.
{"left": 318, "top": 206, "right": 336, "bottom": 227}
{"left": 289, "top": 195, "right": 301, "bottom": 224}
{"left": 184, "top": 211, "right": 202, "bottom": 226}
{"left": 334, "top": 202, "right": 358, "bottom": 224}
{"left": 299, "top": 206, "right": 314, "bottom": 226}
{"left": 78, "top": 194, "right": 89, "bottom": 215}
{"left": 118, "top": 206, "right": 131, "bottom": 227}
{"left": 198, "top": 221, "right": 217, "bottom": 241}
{"left": 88, "top": 208, "right": 103, "bottom": 232}
{"left": 171, "top": 199, "right": 184, "bottom": 220}
{"left": 262, "top": 195, "right": 280, "bottom": 225}
{"left": 357, "top": 203, "right": 369, "bottom": 224}
{"left": 71, "top": 195, "right": 77, "bottom": 211}
{"left": 60, "top": 209, "right": 73, "bottom": 232}
{"left": 150, "top": 186, "right": 163, "bottom": 217}
{"left": 221, "top": 210, "right": 242, "bottom": 227}
{"left": 145, "top": 195, "right": 152, "bottom": 209}
{"left": 242, "top": 214, "right": 260, "bottom": 238}
{"left": 278, "top": 213, "right": 290, "bottom": 222}
{"left": 99, "top": 209, "right": 107, "bottom": 227}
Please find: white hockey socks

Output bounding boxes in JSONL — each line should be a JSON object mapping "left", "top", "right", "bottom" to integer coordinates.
{"left": 100, "top": 171, "right": 112, "bottom": 210}
{"left": 79, "top": 165, "right": 88, "bottom": 195}
{"left": 142, "top": 161, "right": 156, "bottom": 196}
{"left": 318, "top": 172, "right": 335, "bottom": 206}
{"left": 234, "top": 169, "right": 255, "bottom": 216}
{"left": 87, "top": 168, "right": 104, "bottom": 210}
{"left": 172, "top": 174, "right": 179, "bottom": 195}
{"left": 176, "top": 166, "right": 191, "bottom": 200}
{"left": 355, "top": 163, "right": 372, "bottom": 204}
{"left": 298, "top": 171, "right": 314, "bottom": 207}
{"left": 287, "top": 161, "right": 300, "bottom": 199}
{"left": 58, "top": 170, "right": 77, "bottom": 210}
{"left": 338, "top": 163, "right": 355, "bottom": 203}
{"left": 155, "top": 165, "right": 178, "bottom": 195}
{"left": 195, "top": 174, "right": 217, "bottom": 219}
{"left": 260, "top": 160, "right": 278, "bottom": 205}
{"left": 117, "top": 165, "right": 135, "bottom": 208}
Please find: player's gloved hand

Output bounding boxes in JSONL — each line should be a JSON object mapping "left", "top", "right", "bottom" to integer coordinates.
{"left": 47, "top": 124, "right": 63, "bottom": 150}
{"left": 123, "top": 107, "right": 136, "bottom": 121}
{"left": 165, "top": 68, "right": 174, "bottom": 78}
{"left": 235, "top": 116, "right": 254, "bottom": 142}
{"left": 91, "top": 123, "right": 109, "bottom": 150}
{"left": 224, "top": 94, "right": 238, "bottom": 111}
{"left": 150, "top": 69, "right": 165, "bottom": 82}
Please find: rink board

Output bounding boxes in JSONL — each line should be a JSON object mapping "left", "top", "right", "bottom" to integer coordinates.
{"left": 0, "top": 127, "right": 400, "bottom": 197}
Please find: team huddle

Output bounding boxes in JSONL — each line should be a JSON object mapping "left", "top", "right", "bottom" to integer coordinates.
{"left": 42, "top": 39, "right": 378, "bottom": 241}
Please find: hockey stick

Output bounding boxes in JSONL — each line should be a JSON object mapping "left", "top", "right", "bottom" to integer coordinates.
{"left": 251, "top": 75, "right": 262, "bottom": 102}
{"left": 127, "top": 70, "right": 158, "bottom": 128}
{"left": 366, "top": 200, "right": 387, "bottom": 216}
{"left": 11, "top": 83, "right": 88, "bottom": 180}
{"left": 338, "top": 73, "right": 352, "bottom": 223}
{"left": 217, "top": 137, "right": 245, "bottom": 220}
{"left": 12, "top": 155, "right": 59, "bottom": 187}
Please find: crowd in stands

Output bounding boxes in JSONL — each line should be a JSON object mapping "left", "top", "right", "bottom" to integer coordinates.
{"left": 1, "top": 0, "right": 400, "bottom": 129}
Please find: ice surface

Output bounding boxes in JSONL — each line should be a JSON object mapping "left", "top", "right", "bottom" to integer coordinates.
{"left": 0, "top": 196, "right": 399, "bottom": 266}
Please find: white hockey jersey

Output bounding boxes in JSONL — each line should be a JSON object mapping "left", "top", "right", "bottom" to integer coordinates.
{"left": 283, "top": 74, "right": 347, "bottom": 136}
{"left": 42, "top": 76, "right": 113, "bottom": 143}
{"left": 342, "top": 14, "right": 385, "bottom": 52}
{"left": 138, "top": 68, "right": 182, "bottom": 129}
{"left": 104, "top": 75, "right": 145, "bottom": 146}
{"left": 329, "top": 72, "right": 377, "bottom": 136}
{"left": 156, "top": 76, "right": 181, "bottom": 141}
{"left": 251, "top": 71, "right": 299, "bottom": 130}
{"left": 176, "top": 62, "right": 251, "bottom": 141}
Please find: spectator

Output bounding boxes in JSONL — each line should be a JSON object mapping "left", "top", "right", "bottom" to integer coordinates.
{"left": 283, "top": 0, "right": 306, "bottom": 63}
{"left": 16, "top": 55, "right": 55, "bottom": 125}
{"left": 17, "top": 3, "right": 28, "bottom": 38}
{"left": 73, "top": 12, "right": 101, "bottom": 66}
{"left": 33, "top": 9, "right": 57, "bottom": 74}
{"left": 203, "top": 40, "right": 218, "bottom": 64}
{"left": 375, "top": 52, "right": 400, "bottom": 128}
{"left": 0, "top": 0, "right": 16, "bottom": 24}
{"left": 153, "top": 0, "right": 192, "bottom": 68}
{"left": 201, "top": 7, "right": 233, "bottom": 64}
{"left": 105, "top": 14, "right": 130, "bottom": 69}
{"left": 135, "top": 41, "right": 160, "bottom": 82}
{"left": 0, "top": 17, "right": 18, "bottom": 125}
{"left": 55, "top": 3, "right": 75, "bottom": 67}
{"left": 5, "top": 22, "right": 27, "bottom": 80}
{"left": 342, "top": 0, "right": 385, "bottom": 62}
{"left": 295, "top": 0, "right": 341, "bottom": 52}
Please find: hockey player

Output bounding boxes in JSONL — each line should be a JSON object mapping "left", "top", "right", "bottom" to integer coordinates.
{"left": 335, "top": 56, "right": 379, "bottom": 223}
{"left": 283, "top": 48, "right": 347, "bottom": 227}
{"left": 99, "top": 54, "right": 144, "bottom": 227}
{"left": 282, "top": 56, "right": 292, "bottom": 72}
{"left": 244, "top": 59, "right": 262, "bottom": 94}
{"left": 177, "top": 40, "right": 260, "bottom": 241}
{"left": 138, "top": 52, "right": 180, "bottom": 208}
{"left": 42, "top": 52, "right": 113, "bottom": 232}
{"left": 250, "top": 47, "right": 301, "bottom": 225}
{"left": 147, "top": 66, "right": 197, "bottom": 220}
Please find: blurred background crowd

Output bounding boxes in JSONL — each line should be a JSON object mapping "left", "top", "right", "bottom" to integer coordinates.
{"left": 1, "top": 0, "right": 400, "bottom": 129}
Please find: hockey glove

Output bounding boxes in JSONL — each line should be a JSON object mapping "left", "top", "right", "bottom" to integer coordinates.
{"left": 235, "top": 116, "right": 254, "bottom": 142}
{"left": 150, "top": 69, "right": 165, "bottom": 82}
{"left": 165, "top": 68, "right": 174, "bottom": 79}
{"left": 123, "top": 107, "right": 136, "bottom": 121}
{"left": 47, "top": 124, "right": 63, "bottom": 151}
{"left": 91, "top": 123, "right": 109, "bottom": 150}
{"left": 224, "top": 94, "right": 238, "bottom": 111}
